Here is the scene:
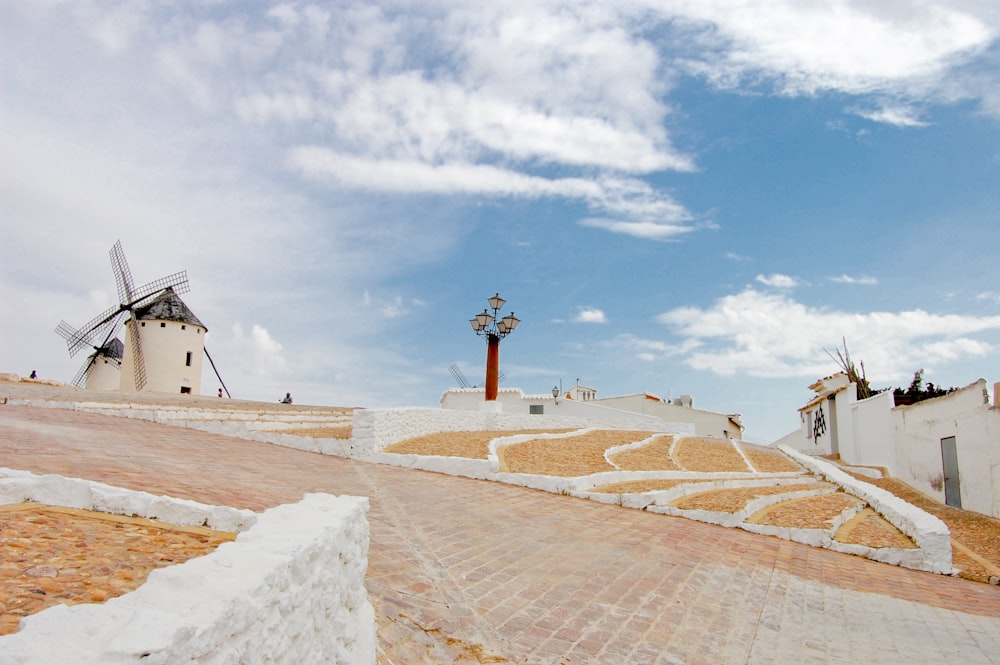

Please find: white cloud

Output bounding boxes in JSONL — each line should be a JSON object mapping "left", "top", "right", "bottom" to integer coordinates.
{"left": 851, "top": 103, "right": 930, "bottom": 127}
{"left": 756, "top": 273, "right": 798, "bottom": 288}
{"left": 574, "top": 307, "right": 608, "bottom": 324}
{"left": 830, "top": 274, "right": 879, "bottom": 285}
{"left": 656, "top": 289, "right": 1000, "bottom": 380}
{"left": 666, "top": 0, "right": 995, "bottom": 99}
{"left": 287, "top": 149, "right": 700, "bottom": 233}
{"left": 579, "top": 218, "right": 695, "bottom": 241}
{"left": 977, "top": 291, "right": 1000, "bottom": 304}
{"left": 224, "top": 323, "right": 287, "bottom": 378}
{"left": 606, "top": 333, "right": 701, "bottom": 360}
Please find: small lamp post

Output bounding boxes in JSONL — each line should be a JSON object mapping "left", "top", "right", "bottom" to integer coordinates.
{"left": 552, "top": 386, "right": 559, "bottom": 404}
{"left": 469, "top": 293, "right": 520, "bottom": 401}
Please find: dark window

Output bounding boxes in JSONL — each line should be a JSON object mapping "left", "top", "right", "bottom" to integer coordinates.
{"left": 181, "top": 325, "right": 186, "bottom": 330}
{"left": 160, "top": 322, "right": 166, "bottom": 328}
{"left": 180, "top": 386, "right": 191, "bottom": 394}
{"left": 185, "top": 352, "right": 192, "bottom": 367}
{"left": 141, "top": 322, "right": 146, "bottom": 327}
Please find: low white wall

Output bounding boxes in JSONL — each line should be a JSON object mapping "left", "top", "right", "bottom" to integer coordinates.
{"left": 778, "top": 446, "right": 953, "bottom": 574}
{"left": 0, "top": 467, "right": 256, "bottom": 532}
{"left": 440, "top": 388, "right": 690, "bottom": 429}
{"left": 0, "top": 470, "right": 375, "bottom": 665}
{"left": 355, "top": 405, "right": 685, "bottom": 454}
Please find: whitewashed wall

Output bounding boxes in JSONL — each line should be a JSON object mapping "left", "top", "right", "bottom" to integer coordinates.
{"left": 355, "top": 404, "right": 686, "bottom": 453}
{"left": 780, "top": 378, "right": 1000, "bottom": 520}
{"left": 590, "top": 394, "right": 741, "bottom": 439}
{"left": 846, "top": 390, "right": 896, "bottom": 469}
{"left": 893, "top": 380, "right": 1000, "bottom": 518}
{"left": 0, "top": 469, "right": 375, "bottom": 665}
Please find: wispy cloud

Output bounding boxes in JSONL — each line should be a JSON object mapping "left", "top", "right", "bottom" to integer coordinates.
{"left": 830, "top": 274, "right": 878, "bottom": 285}
{"left": 579, "top": 219, "right": 695, "bottom": 241}
{"left": 850, "top": 104, "right": 930, "bottom": 127}
{"left": 656, "top": 289, "right": 1000, "bottom": 380}
{"left": 574, "top": 307, "right": 608, "bottom": 324}
{"left": 756, "top": 273, "right": 798, "bottom": 289}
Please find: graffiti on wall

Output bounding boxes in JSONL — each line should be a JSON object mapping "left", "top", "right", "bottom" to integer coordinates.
{"left": 812, "top": 405, "right": 827, "bottom": 441}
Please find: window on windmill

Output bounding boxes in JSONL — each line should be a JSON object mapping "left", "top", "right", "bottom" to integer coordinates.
{"left": 185, "top": 352, "right": 192, "bottom": 367}
{"left": 160, "top": 322, "right": 166, "bottom": 328}
{"left": 181, "top": 325, "right": 186, "bottom": 330}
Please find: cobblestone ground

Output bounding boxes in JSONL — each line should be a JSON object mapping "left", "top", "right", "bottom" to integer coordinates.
{"left": 1, "top": 405, "right": 999, "bottom": 664}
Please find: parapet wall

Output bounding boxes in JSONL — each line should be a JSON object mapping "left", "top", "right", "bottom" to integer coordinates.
{"left": 0, "top": 469, "right": 375, "bottom": 665}
{"left": 352, "top": 406, "right": 683, "bottom": 454}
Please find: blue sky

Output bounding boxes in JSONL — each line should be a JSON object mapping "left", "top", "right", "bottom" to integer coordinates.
{"left": 2, "top": 1, "right": 999, "bottom": 441}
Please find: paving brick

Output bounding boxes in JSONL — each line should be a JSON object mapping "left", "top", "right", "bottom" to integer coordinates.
{"left": 1, "top": 405, "right": 999, "bottom": 663}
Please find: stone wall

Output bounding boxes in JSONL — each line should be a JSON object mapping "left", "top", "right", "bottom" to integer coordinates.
{"left": 0, "top": 469, "right": 375, "bottom": 665}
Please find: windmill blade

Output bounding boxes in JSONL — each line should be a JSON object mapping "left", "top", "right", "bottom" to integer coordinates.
{"left": 55, "top": 320, "right": 80, "bottom": 343}
{"left": 60, "top": 307, "right": 125, "bottom": 357}
{"left": 127, "top": 270, "right": 189, "bottom": 306}
{"left": 111, "top": 240, "right": 190, "bottom": 309}
{"left": 449, "top": 364, "right": 472, "bottom": 388}
{"left": 110, "top": 240, "right": 137, "bottom": 304}
{"left": 127, "top": 318, "right": 148, "bottom": 391}
{"left": 71, "top": 353, "right": 99, "bottom": 388}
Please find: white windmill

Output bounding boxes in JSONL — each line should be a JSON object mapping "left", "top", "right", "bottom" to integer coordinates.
{"left": 55, "top": 240, "right": 229, "bottom": 396}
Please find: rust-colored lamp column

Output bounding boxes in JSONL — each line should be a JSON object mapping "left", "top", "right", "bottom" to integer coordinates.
{"left": 485, "top": 333, "right": 500, "bottom": 401}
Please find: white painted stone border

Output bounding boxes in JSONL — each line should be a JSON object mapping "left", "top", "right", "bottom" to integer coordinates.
{"left": 0, "top": 470, "right": 376, "bottom": 665}
{"left": 0, "top": 467, "right": 256, "bottom": 533}
{"left": 777, "top": 445, "right": 953, "bottom": 574}
{"left": 579, "top": 475, "right": 824, "bottom": 509}
{"left": 650, "top": 485, "right": 838, "bottom": 529}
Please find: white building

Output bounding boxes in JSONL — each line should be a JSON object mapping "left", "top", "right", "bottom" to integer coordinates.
{"left": 591, "top": 393, "right": 742, "bottom": 440}
{"left": 119, "top": 289, "right": 207, "bottom": 395}
{"left": 777, "top": 373, "right": 1000, "bottom": 519}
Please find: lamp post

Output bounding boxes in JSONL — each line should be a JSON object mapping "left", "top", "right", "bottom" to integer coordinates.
{"left": 469, "top": 293, "right": 520, "bottom": 401}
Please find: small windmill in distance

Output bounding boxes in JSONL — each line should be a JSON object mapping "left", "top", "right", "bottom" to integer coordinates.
{"left": 449, "top": 364, "right": 474, "bottom": 388}
{"left": 448, "top": 364, "right": 505, "bottom": 389}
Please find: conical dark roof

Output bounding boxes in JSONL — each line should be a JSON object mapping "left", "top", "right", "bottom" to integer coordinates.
{"left": 133, "top": 287, "right": 207, "bottom": 330}
{"left": 101, "top": 337, "right": 124, "bottom": 359}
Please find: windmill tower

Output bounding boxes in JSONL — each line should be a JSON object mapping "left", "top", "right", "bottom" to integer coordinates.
{"left": 55, "top": 240, "right": 213, "bottom": 395}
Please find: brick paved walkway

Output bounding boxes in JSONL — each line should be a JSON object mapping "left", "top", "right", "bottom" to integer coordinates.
{"left": 2, "top": 405, "right": 999, "bottom": 664}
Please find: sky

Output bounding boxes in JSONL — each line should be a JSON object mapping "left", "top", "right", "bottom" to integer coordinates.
{"left": 2, "top": 0, "right": 1000, "bottom": 442}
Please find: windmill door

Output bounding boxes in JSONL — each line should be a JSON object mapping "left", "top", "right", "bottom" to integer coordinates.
{"left": 940, "top": 436, "right": 961, "bottom": 508}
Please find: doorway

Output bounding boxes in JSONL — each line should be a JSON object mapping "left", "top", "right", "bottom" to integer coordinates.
{"left": 940, "top": 436, "right": 961, "bottom": 508}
